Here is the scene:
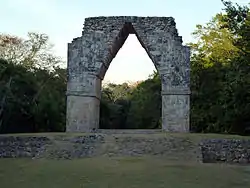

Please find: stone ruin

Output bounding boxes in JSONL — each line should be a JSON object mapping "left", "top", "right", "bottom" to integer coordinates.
{"left": 66, "top": 16, "right": 191, "bottom": 132}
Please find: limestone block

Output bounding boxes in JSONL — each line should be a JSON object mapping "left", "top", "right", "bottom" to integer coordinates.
{"left": 162, "top": 94, "right": 190, "bottom": 132}
{"left": 67, "top": 73, "right": 101, "bottom": 99}
{"left": 66, "top": 95, "right": 100, "bottom": 132}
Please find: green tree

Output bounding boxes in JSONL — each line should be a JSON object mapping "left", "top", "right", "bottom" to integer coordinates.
{"left": 0, "top": 32, "right": 62, "bottom": 69}
{"left": 189, "top": 13, "right": 239, "bottom": 67}
{"left": 0, "top": 32, "right": 66, "bottom": 133}
{"left": 100, "top": 83, "right": 133, "bottom": 129}
{"left": 126, "top": 71, "right": 161, "bottom": 129}
{"left": 190, "top": 0, "right": 250, "bottom": 134}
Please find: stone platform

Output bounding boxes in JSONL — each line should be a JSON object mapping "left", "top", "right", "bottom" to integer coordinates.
{"left": 94, "top": 129, "right": 163, "bottom": 134}
{"left": 0, "top": 133, "right": 249, "bottom": 164}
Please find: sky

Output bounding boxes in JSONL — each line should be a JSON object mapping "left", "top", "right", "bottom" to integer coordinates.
{"left": 1, "top": 0, "right": 249, "bottom": 84}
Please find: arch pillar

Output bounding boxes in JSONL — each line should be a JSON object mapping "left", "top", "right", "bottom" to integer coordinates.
{"left": 159, "top": 46, "right": 191, "bottom": 132}
{"left": 66, "top": 73, "right": 101, "bottom": 132}
{"left": 161, "top": 88, "right": 190, "bottom": 132}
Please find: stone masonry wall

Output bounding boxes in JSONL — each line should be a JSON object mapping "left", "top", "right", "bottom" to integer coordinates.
{"left": 200, "top": 139, "right": 250, "bottom": 164}
{"left": 66, "top": 16, "right": 190, "bottom": 132}
{"left": 0, "top": 134, "right": 250, "bottom": 164}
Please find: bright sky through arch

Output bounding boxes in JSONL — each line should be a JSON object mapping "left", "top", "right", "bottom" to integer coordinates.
{"left": 1, "top": 0, "right": 249, "bottom": 84}
{"left": 104, "top": 34, "right": 156, "bottom": 84}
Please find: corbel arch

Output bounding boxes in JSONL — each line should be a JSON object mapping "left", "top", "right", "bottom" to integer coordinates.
{"left": 66, "top": 16, "right": 190, "bottom": 132}
{"left": 97, "top": 22, "right": 161, "bottom": 80}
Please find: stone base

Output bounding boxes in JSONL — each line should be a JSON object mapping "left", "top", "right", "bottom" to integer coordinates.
{"left": 162, "top": 94, "right": 190, "bottom": 132}
{"left": 66, "top": 92, "right": 190, "bottom": 132}
{"left": 66, "top": 95, "right": 100, "bottom": 132}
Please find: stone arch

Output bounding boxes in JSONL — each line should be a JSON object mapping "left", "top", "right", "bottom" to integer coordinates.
{"left": 66, "top": 16, "right": 190, "bottom": 132}
{"left": 97, "top": 22, "right": 160, "bottom": 79}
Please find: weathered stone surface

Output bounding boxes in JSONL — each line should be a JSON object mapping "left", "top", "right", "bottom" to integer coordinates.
{"left": 42, "top": 135, "right": 105, "bottom": 159}
{"left": 67, "top": 16, "right": 190, "bottom": 132}
{"left": 200, "top": 139, "right": 250, "bottom": 164}
{"left": 1, "top": 134, "right": 250, "bottom": 165}
{"left": 0, "top": 136, "right": 51, "bottom": 158}
{"left": 0, "top": 134, "right": 199, "bottom": 160}
{"left": 66, "top": 96, "right": 100, "bottom": 132}
{"left": 66, "top": 73, "right": 101, "bottom": 98}
{"left": 162, "top": 95, "right": 190, "bottom": 132}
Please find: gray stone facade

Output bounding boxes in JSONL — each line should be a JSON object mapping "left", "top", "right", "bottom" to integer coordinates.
{"left": 66, "top": 16, "right": 190, "bottom": 132}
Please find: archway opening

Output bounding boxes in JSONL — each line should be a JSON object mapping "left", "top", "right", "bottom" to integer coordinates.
{"left": 100, "top": 29, "right": 162, "bottom": 129}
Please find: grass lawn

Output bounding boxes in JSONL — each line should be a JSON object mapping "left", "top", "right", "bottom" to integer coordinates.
{"left": 0, "top": 157, "right": 249, "bottom": 188}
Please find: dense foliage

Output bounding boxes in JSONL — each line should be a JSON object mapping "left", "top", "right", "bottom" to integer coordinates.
{"left": 190, "top": 0, "right": 250, "bottom": 134}
{"left": 0, "top": 33, "right": 66, "bottom": 133}
{"left": 100, "top": 72, "right": 161, "bottom": 129}
{"left": 0, "top": 1, "right": 249, "bottom": 134}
